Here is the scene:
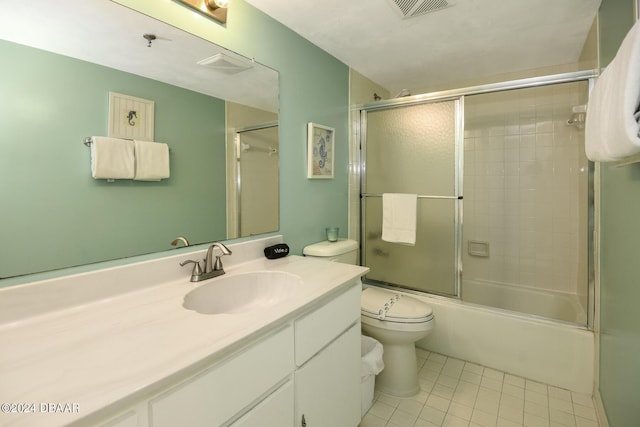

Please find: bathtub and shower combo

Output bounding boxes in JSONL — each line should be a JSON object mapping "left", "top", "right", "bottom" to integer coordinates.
{"left": 355, "top": 71, "right": 597, "bottom": 394}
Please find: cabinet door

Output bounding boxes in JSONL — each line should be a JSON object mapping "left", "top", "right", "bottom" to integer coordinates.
{"left": 295, "top": 323, "right": 361, "bottom": 427}
{"left": 231, "top": 379, "right": 294, "bottom": 427}
{"left": 100, "top": 411, "right": 138, "bottom": 427}
{"left": 295, "top": 283, "right": 360, "bottom": 366}
{"left": 149, "top": 325, "right": 293, "bottom": 427}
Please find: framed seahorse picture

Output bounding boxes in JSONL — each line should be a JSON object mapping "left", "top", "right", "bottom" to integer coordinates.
{"left": 307, "top": 122, "right": 334, "bottom": 179}
{"left": 108, "top": 92, "right": 154, "bottom": 141}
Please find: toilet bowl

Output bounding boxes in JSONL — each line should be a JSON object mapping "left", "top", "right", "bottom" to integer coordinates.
{"left": 361, "top": 287, "right": 434, "bottom": 397}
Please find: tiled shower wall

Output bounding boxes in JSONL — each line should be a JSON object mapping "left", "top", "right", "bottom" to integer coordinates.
{"left": 462, "top": 82, "right": 589, "bottom": 307}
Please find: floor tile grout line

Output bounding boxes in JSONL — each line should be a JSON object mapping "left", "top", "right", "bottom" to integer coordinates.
{"left": 361, "top": 351, "right": 599, "bottom": 427}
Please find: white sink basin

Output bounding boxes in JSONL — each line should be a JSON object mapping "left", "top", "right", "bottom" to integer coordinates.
{"left": 183, "top": 271, "right": 304, "bottom": 315}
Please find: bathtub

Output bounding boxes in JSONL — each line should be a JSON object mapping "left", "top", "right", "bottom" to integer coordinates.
{"left": 373, "top": 286, "right": 595, "bottom": 394}
{"left": 462, "top": 279, "right": 588, "bottom": 325}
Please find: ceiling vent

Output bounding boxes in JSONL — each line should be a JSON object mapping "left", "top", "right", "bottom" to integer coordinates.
{"left": 386, "top": 0, "right": 453, "bottom": 19}
{"left": 197, "top": 53, "right": 253, "bottom": 75}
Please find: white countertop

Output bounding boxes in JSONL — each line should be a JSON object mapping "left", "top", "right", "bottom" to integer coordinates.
{"left": 0, "top": 248, "right": 368, "bottom": 427}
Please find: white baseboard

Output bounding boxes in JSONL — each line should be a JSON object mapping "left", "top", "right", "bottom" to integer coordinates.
{"left": 594, "top": 389, "right": 610, "bottom": 427}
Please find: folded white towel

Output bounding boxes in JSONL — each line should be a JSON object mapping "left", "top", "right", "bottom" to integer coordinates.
{"left": 585, "top": 19, "right": 640, "bottom": 161}
{"left": 382, "top": 193, "right": 417, "bottom": 245}
{"left": 133, "top": 140, "right": 170, "bottom": 181}
{"left": 90, "top": 136, "right": 135, "bottom": 180}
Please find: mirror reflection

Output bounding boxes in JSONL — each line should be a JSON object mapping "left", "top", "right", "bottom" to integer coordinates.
{"left": 0, "top": 0, "right": 279, "bottom": 279}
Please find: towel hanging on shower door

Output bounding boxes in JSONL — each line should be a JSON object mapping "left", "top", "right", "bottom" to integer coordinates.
{"left": 381, "top": 193, "right": 417, "bottom": 246}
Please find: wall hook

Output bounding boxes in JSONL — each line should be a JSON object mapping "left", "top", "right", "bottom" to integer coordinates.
{"left": 143, "top": 33, "right": 156, "bottom": 47}
{"left": 127, "top": 110, "right": 137, "bottom": 126}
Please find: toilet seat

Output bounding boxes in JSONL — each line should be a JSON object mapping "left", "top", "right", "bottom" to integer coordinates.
{"left": 361, "top": 287, "right": 433, "bottom": 324}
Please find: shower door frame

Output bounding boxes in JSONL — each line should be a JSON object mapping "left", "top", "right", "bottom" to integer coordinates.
{"left": 357, "top": 69, "right": 598, "bottom": 327}
{"left": 233, "top": 120, "right": 279, "bottom": 238}
{"left": 360, "top": 97, "right": 465, "bottom": 298}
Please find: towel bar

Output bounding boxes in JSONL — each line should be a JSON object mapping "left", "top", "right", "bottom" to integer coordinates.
{"left": 361, "top": 193, "right": 462, "bottom": 200}
{"left": 83, "top": 136, "right": 133, "bottom": 146}
{"left": 83, "top": 137, "right": 171, "bottom": 153}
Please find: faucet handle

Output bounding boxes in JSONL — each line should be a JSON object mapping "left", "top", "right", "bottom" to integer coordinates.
{"left": 213, "top": 255, "right": 224, "bottom": 271}
{"left": 180, "top": 259, "right": 203, "bottom": 276}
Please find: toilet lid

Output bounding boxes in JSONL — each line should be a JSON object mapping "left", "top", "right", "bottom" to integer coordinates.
{"left": 361, "top": 287, "right": 433, "bottom": 323}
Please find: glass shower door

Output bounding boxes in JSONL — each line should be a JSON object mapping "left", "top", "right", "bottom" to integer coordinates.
{"left": 361, "top": 100, "right": 461, "bottom": 296}
{"left": 235, "top": 125, "right": 279, "bottom": 237}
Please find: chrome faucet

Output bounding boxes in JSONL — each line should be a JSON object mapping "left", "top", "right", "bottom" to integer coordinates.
{"left": 171, "top": 236, "right": 190, "bottom": 247}
{"left": 180, "top": 242, "right": 232, "bottom": 282}
{"left": 204, "top": 242, "right": 232, "bottom": 273}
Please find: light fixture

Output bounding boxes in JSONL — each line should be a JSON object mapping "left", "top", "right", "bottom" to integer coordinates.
{"left": 208, "top": 0, "right": 229, "bottom": 7}
{"left": 174, "top": 0, "right": 228, "bottom": 24}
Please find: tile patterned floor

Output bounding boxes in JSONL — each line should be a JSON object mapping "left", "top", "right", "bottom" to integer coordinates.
{"left": 360, "top": 350, "right": 599, "bottom": 427}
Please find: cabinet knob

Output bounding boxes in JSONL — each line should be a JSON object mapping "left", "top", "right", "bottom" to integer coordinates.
{"left": 301, "top": 414, "right": 307, "bottom": 427}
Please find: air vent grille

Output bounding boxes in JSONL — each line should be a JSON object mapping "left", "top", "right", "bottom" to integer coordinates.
{"left": 394, "top": 0, "right": 420, "bottom": 16}
{"left": 197, "top": 53, "right": 253, "bottom": 75}
{"left": 412, "top": 0, "right": 450, "bottom": 17}
{"left": 386, "top": 0, "right": 452, "bottom": 19}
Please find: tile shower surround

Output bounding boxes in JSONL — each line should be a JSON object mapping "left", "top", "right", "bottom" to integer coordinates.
{"left": 462, "top": 84, "right": 589, "bottom": 304}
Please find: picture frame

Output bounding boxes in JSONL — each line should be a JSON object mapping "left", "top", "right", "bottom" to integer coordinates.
{"left": 307, "top": 122, "right": 335, "bottom": 179}
{"left": 108, "top": 92, "right": 155, "bottom": 141}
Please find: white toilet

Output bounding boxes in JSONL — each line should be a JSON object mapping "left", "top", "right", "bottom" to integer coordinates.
{"left": 302, "top": 239, "right": 359, "bottom": 263}
{"left": 303, "top": 240, "right": 435, "bottom": 398}
{"left": 360, "top": 287, "right": 434, "bottom": 397}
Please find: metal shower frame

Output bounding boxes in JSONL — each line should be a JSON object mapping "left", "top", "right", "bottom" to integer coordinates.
{"left": 357, "top": 69, "right": 598, "bottom": 328}
{"left": 233, "top": 121, "right": 279, "bottom": 237}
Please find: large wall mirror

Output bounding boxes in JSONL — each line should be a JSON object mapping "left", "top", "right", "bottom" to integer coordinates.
{"left": 0, "top": 0, "right": 279, "bottom": 279}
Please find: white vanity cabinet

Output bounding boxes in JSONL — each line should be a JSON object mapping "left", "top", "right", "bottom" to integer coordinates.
{"left": 96, "top": 281, "right": 362, "bottom": 427}
{"left": 100, "top": 410, "right": 139, "bottom": 427}
{"left": 293, "top": 283, "right": 362, "bottom": 427}
{"left": 294, "top": 324, "right": 360, "bottom": 427}
{"left": 149, "top": 325, "right": 294, "bottom": 427}
{"left": 1, "top": 237, "right": 371, "bottom": 427}
{"left": 229, "top": 379, "right": 294, "bottom": 427}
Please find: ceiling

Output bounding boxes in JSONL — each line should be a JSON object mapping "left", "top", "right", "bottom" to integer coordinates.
{"left": 0, "top": 0, "right": 601, "bottom": 105}
{"left": 0, "top": 0, "right": 278, "bottom": 112}
{"left": 244, "top": 0, "right": 601, "bottom": 95}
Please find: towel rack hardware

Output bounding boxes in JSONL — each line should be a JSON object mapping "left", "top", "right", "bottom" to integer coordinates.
{"left": 85, "top": 136, "right": 137, "bottom": 147}
{"left": 361, "top": 193, "right": 462, "bottom": 200}
{"left": 84, "top": 136, "right": 132, "bottom": 146}
{"left": 83, "top": 137, "right": 172, "bottom": 153}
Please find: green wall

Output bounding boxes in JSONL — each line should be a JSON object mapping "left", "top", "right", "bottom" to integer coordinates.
{"left": 597, "top": 1, "right": 640, "bottom": 426}
{"left": 114, "top": 0, "right": 351, "bottom": 256}
{"left": 2, "top": 0, "right": 349, "bottom": 285}
{"left": 0, "top": 39, "right": 226, "bottom": 280}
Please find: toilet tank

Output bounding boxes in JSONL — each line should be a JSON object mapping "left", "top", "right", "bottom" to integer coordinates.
{"left": 302, "top": 240, "right": 358, "bottom": 265}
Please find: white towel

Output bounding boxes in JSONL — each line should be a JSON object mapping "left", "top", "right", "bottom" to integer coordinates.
{"left": 133, "top": 140, "right": 170, "bottom": 181}
{"left": 90, "top": 136, "right": 135, "bottom": 179}
{"left": 382, "top": 193, "right": 417, "bottom": 245}
{"left": 585, "top": 19, "right": 640, "bottom": 162}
